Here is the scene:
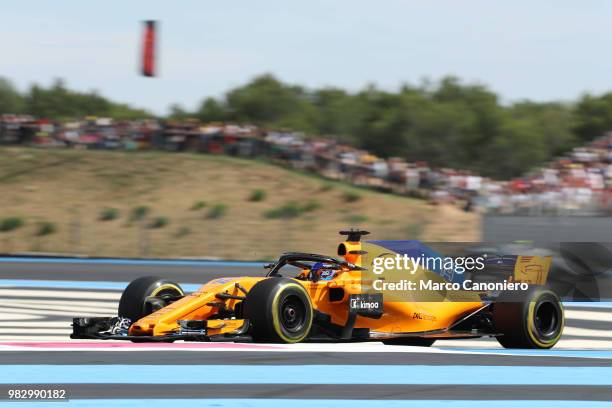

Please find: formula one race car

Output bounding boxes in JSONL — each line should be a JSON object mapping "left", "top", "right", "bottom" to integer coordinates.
{"left": 72, "top": 230, "right": 564, "bottom": 348}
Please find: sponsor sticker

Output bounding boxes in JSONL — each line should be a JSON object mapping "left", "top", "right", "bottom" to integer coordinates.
{"left": 349, "top": 293, "right": 383, "bottom": 318}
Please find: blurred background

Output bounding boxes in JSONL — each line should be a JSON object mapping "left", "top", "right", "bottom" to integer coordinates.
{"left": 0, "top": 1, "right": 611, "bottom": 260}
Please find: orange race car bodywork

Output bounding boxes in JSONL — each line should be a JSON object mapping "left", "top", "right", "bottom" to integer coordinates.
{"left": 129, "top": 273, "right": 483, "bottom": 339}
{"left": 72, "top": 230, "right": 559, "bottom": 345}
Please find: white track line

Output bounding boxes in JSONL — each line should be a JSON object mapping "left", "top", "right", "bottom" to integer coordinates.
{"left": 0, "top": 328, "right": 70, "bottom": 334}
{"left": 0, "top": 289, "right": 121, "bottom": 300}
{"left": 6, "top": 299, "right": 117, "bottom": 308}
{"left": 0, "top": 321, "right": 73, "bottom": 328}
{"left": 565, "top": 309, "right": 612, "bottom": 322}
{"left": 1, "top": 307, "right": 112, "bottom": 318}
{"left": 1, "top": 303, "right": 116, "bottom": 314}
{"left": 561, "top": 327, "right": 612, "bottom": 338}
{"left": 0, "top": 313, "right": 43, "bottom": 320}
{"left": 0, "top": 337, "right": 67, "bottom": 342}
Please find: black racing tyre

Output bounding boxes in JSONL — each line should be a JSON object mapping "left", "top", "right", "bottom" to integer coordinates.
{"left": 382, "top": 338, "right": 436, "bottom": 347}
{"left": 118, "top": 276, "right": 184, "bottom": 322}
{"left": 243, "top": 277, "right": 313, "bottom": 343}
{"left": 493, "top": 286, "right": 564, "bottom": 349}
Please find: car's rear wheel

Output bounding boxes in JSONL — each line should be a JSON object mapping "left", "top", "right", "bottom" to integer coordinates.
{"left": 382, "top": 337, "right": 436, "bottom": 347}
{"left": 243, "top": 278, "right": 313, "bottom": 343}
{"left": 118, "top": 276, "right": 184, "bottom": 322}
{"left": 493, "top": 286, "right": 564, "bottom": 349}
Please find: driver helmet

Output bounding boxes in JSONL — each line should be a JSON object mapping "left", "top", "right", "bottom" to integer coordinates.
{"left": 311, "top": 262, "right": 324, "bottom": 272}
{"left": 310, "top": 262, "right": 335, "bottom": 281}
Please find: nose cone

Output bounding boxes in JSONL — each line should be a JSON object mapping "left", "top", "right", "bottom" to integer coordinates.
{"left": 129, "top": 322, "right": 155, "bottom": 335}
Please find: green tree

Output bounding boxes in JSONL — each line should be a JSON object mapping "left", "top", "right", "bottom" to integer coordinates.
{"left": 168, "top": 103, "right": 189, "bottom": 120}
{"left": 196, "top": 97, "right": 226, "bottom": 122}
{"left": 573, "top": 93, "right": 612, "bottom": 142}
{"left": 0, "top": 77, "right": 24, "bottom": 113}
{"left": 24, "top": 78, "right": 151, "bottom": 120}
{"left": 224, "top": 74, "right": 310, "bottom": 128}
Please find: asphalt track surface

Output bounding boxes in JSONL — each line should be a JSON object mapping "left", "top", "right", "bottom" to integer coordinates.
{"left": 1, "top": 258, "right": 612, "bottom": 404}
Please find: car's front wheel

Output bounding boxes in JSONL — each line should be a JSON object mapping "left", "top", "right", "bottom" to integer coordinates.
{"left": 118, "top": 276, "right": 184, "bottom": 322}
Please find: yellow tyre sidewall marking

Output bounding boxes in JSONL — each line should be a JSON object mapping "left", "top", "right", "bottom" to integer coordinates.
{"left": 151, "top": 283, "right": 184, "bottom": 297}
{"left": 271, "top": 282, "right": 313, "bottom": 343}
{"left": 526, "top": 291, "right": 564, "bottom": 348}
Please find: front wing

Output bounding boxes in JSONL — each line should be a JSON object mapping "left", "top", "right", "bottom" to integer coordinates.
{"left": 71, "top": 317, "right": 251, "bottom": 342}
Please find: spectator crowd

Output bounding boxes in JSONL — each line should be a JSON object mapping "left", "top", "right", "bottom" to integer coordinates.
{"left": 2, "top": 113, "right": 611, "bottom": 215}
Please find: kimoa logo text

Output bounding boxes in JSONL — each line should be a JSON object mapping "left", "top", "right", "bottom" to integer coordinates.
{"left": 350, "top": 298, "right": 380, "bottom": 309}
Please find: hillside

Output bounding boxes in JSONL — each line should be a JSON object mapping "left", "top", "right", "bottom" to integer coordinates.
{"left": 0, "top": 147, "right": 479, "bottom": 260}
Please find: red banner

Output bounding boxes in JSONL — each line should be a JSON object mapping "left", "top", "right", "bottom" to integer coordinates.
{"left": 141, "top": 20, "right": 157, "bottom": 77}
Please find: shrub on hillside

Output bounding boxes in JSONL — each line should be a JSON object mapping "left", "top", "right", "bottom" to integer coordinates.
{"left": 264, "top": 202, "right": 302, "bottom": 219}
{"left": 342, "top": 191, "right": 362, "bottom": 203}
{"left": 207, "top": 204, "right": 228, "bottom": 219}
{"left": 302, "top": 199, "right": 321, "bottom": 212}
{"left": 191, "top": 201, "right": 206, "bottom": 210}
{"left": 36, "top": 222, "right": 56, "bottom": 236}
{"left": 99, "top": 207, "right": 119, "bottom": 221}
{"left": 249, "top": 189, "right": 267, "bottom": 202}
{"left": 0, "top": 217, "right": 24, "bottom": 232}
{"left": 149, "top": 216, "right": 169, "bottom": 229}
{"left": 264, "top": 200, "right": 321, "bottom": 219}
{"left": 130, "top": 205, "right": 150, "bottom": 221}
